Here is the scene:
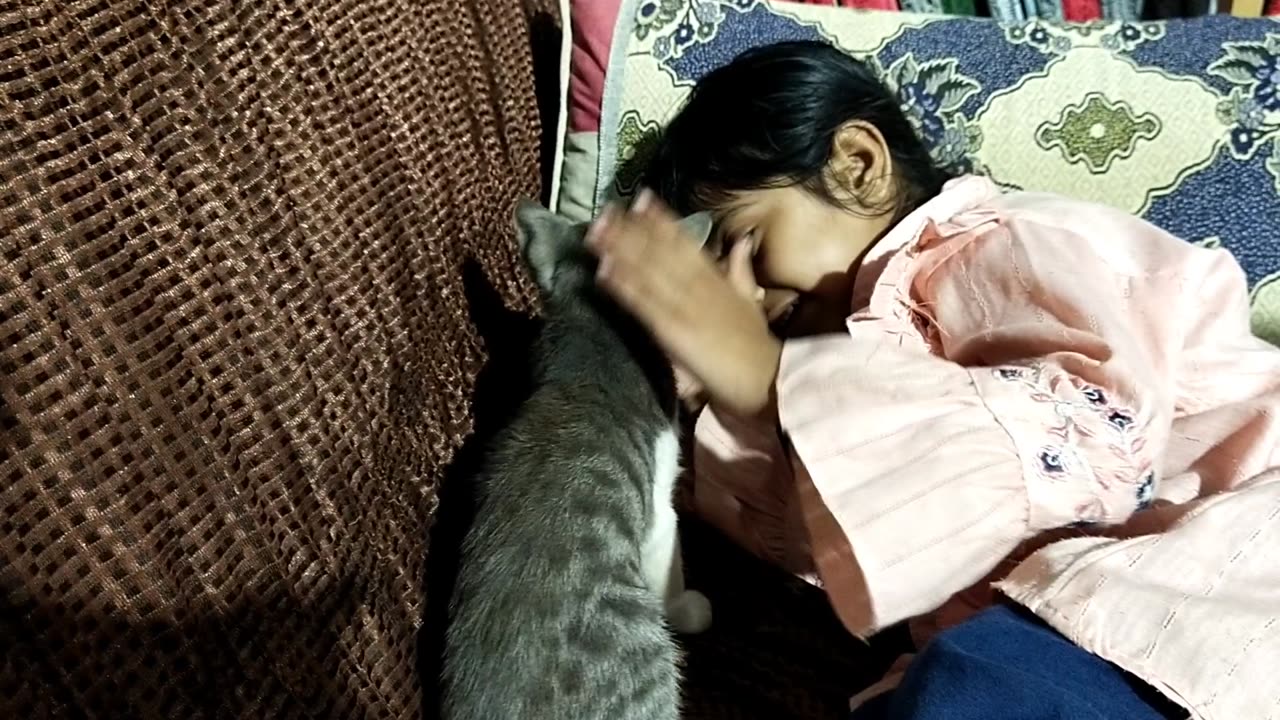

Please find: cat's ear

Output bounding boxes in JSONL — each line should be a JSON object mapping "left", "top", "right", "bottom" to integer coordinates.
{"left": 514, "top": 199, "right": 575, "bottom": 291}
{"left": 676, "top": 211, "right": 714, "bottom": 250}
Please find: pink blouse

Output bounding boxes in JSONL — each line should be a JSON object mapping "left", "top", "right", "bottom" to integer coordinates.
{"left": 692, "top": 175, "right": 1280, "bottom": 719}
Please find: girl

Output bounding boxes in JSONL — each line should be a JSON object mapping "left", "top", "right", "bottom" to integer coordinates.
{"left": 585, "top": 41, "right": 1280, "bottom": 720}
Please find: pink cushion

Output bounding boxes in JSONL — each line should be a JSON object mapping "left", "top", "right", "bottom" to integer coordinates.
{"left": 569, "top": 0, "right": 623, "bottom": 133}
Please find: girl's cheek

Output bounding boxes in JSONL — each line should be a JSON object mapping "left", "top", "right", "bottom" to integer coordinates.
{"left": 757, "top": 230, "right": 804, "bottom": 289}
{"left": 755, "top": 249, "right": 790, "bottom": 294}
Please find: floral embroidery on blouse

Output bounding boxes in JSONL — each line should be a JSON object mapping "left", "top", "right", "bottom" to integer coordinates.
{"left": 1037, "top": 447, "right": 1067, "bottom": 474}
{"left": 1081, "top": 386, "right": 1107, "bottom": 405}
{"left": 1136, "top": 472, "right": 1156, "bottom": 510}
{"left": 990, "top": 363, "right": 1156, "bottom": 522}
{"left": 1106, "top": 409, "right": 1135, "bottom": 431}
{"left": 996, "top": 367, "right": 1025, "bottom": 381}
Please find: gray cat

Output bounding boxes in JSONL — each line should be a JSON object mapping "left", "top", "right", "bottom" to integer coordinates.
{"left": 442, "top": 201, "right": 714, "bottom": 720}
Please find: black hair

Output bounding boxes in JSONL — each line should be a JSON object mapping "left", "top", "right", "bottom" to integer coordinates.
{"left": 644, "top": 40, "right": 952, "bottom": 220}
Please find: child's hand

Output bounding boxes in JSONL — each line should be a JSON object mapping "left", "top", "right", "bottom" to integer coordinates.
{"left": 586, "top": 190, "right": 782, "bottom": 417}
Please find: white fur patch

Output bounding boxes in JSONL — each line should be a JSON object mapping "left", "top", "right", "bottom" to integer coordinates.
{"left": 641, "top": 428, "right": 680, "bottom": 600}
{"left": 650, "top": 429, "right": 681, "bottom": 512}
{"left": 641, "top": 428, "right": 712, "bottom": 635}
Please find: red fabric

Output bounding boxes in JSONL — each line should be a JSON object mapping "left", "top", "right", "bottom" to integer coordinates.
{"left": 1268, "top": 0, "right": 1280, "bottom": 14}
{"left": 570, "top": 0, "right": 623, "bottom": 133}
{"left": 1062, "top": 0, "right": 1102, "bottom": 20}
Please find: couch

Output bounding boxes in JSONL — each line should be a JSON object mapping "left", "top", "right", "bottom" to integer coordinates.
{"left": 6, "top": 1, "right": 1277, "bottom": 718}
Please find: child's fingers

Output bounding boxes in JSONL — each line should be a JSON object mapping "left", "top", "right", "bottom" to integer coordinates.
{"left": 588, "top": 190, "right": 703, "bottom": 266}
{"left": 725, "top": 233, "right": 764, "bottom": 305}
{"left": 587, "top": 207, "right": 655, "bottom": 267}
{"left": 587, "top": 189, "right": 720, "bottom": 344}
{"left": 595, "top": 255, "right": 671, "bottom": 334}
{"left": 596, "top": 261, "right": 697, "bottom": 362}
{"left": 629, "top": 188, "right": 676, "bottom": 224}
{"left": 585, "top": 204, "right": 624, "bottom": 253}
{"left": 592, "top": 228, "right": 679, "bottom": 316}
{"left": 594, "top": 212, "right": 703, "bottom": 289}
{"left": 594, "top": 256, "right": 644, "bottom": 308}
{"left": 627, "top": 189, "right": 705, "bottom": 256}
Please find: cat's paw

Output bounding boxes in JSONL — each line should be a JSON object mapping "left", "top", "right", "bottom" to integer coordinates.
{"left": 667, "top": 590, "right": 712, "bottom": 635}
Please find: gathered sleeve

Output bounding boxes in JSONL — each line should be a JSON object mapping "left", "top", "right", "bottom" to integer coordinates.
{"left": 774, "top": 214, "right": 1178, "bottom": 635}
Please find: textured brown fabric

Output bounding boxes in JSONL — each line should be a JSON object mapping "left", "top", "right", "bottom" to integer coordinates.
{"left": 0, "top": 0, "right": 554, "bottom": 716}
{"left": 0, "top": 1, "right": 891, "bottom": 718}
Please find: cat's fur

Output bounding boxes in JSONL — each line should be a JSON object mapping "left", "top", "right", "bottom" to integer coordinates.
{"left": 441, "top": 201, "right": 713, "bottom": 720}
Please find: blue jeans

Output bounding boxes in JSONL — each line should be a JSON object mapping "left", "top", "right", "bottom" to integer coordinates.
{"left": 851, "top": 604, "right": 1186, "bottom": 720}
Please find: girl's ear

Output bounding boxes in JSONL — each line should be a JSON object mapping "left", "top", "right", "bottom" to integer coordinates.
{"left": 829, "top": 121, "right": 895, "bottom": 210}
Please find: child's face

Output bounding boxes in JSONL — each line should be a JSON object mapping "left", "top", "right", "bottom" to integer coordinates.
{"left": 708, "top": 181, "right": 896, "bottom": 319}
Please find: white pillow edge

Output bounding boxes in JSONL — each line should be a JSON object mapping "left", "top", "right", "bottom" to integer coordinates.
{"left": 548, "top": 0, "right": 574, "bottom": 212}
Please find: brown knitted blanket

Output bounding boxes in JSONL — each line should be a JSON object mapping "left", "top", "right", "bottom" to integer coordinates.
{"left": 0, "top": 1, "right": 890, "bottom": 717}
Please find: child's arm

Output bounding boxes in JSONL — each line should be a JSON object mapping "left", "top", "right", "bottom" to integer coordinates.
{"left": 586, "top": 193, "right": 1173, "bottom": 635}
{"left": 771, "top": 216, "right": 1183, "bottom": 634}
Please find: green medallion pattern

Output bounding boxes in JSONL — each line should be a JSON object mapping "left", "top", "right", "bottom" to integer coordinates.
{"left": 1036, "top": 94, "right": 1161, "bottom": 173}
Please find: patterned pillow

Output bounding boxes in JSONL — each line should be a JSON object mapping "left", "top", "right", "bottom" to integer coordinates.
{"left": 569, "top": 1, "right": 1280, "bottom": 342}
